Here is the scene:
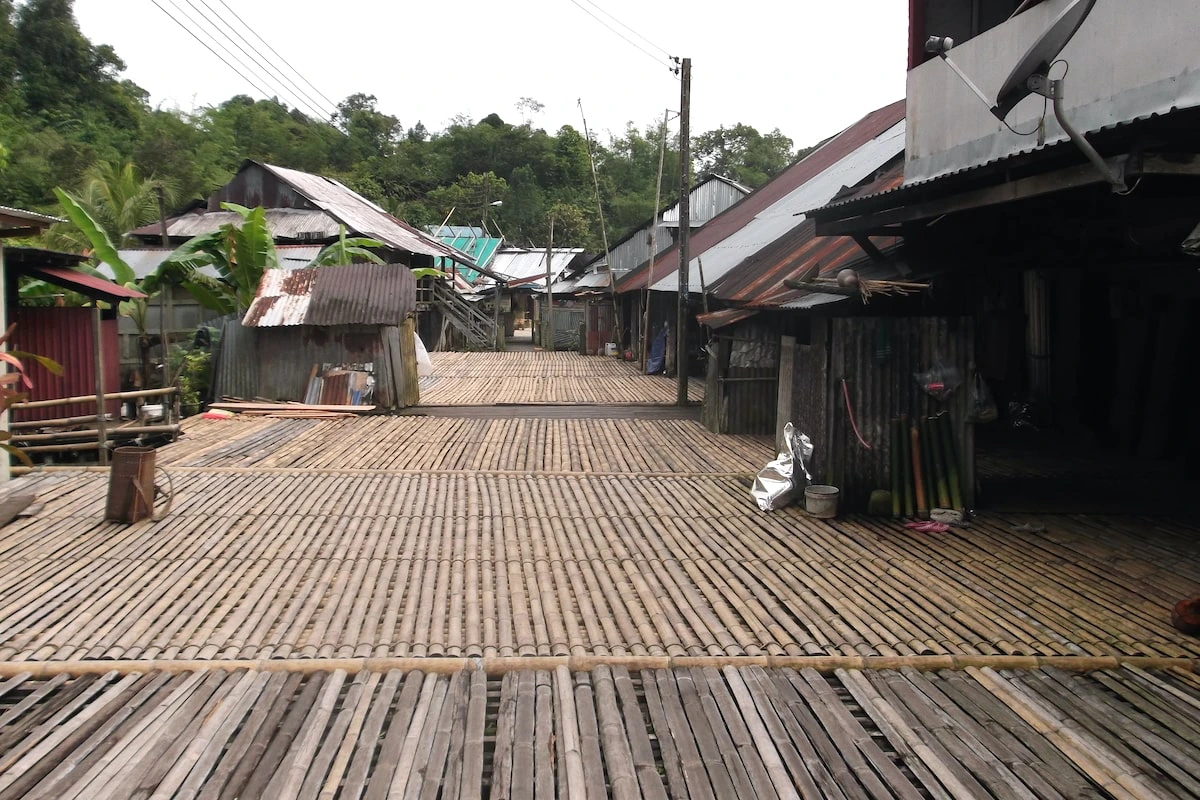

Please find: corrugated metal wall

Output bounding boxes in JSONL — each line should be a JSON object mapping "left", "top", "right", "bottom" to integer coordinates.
{"left": 793, "top": 316, "right": 974, "bottom": 511}
{"left": 704, "top": 322, "right": 780, "bottom": 435}
{"left": 214, "top": 322, "right": 403, "bottom": 408}
{"left": 10, "top": 307, "right": 121, "bottom": 422}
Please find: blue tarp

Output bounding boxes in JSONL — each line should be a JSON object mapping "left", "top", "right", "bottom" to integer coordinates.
{"left": 646, "top": 326, "right": 668, "bottom": 374}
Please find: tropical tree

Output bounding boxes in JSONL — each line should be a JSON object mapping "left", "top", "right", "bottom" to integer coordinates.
{"left": 46, "top": 160, "right": 173, "bottom": 251}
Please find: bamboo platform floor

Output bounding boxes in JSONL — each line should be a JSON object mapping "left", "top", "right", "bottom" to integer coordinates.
{"left": 419, "top": 351, "right": 705, "bottom": 406}
{"left": 5, "top": 392, "right": 1200, "bottom": 797}
{"left": 3, "top": 457, "right": 1197, "bottom": 663}
{"left": 1, "top": 663, "right": 1199, "bottom": 799}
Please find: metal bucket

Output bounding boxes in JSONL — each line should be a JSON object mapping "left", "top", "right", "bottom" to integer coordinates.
{"left": 804, "top": 485, "right": 840, "bottom": 519}
{"left": 105, "top": 446, "right": 157, "bottom": 523}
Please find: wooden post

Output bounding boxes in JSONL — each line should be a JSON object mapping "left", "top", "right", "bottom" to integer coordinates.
{"left": 400, "top": 317, "right": 420, "bottom": 407}
{"left": 94, "top": 305, "right": 108, "bottom": 467}
{"left": 157, "top": 184, "right": 172, "bottom": 387}
{"left": 641, "top": 109, "right": 670, "bottom": 369}
{"left": 775, "top": 336, "right": 796, "bottom": 450}
{"left": 544, "top": 217, "right": 555, "bottom": 352}
{"left": 675, "top": 57, "right": 692, "bottom": 406}
{"left": 493, "top": 282, "right": 504, "bottom": 351}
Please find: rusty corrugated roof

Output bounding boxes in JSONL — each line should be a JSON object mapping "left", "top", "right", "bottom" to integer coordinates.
{"left": 617, "top": 99, "right": 906, "bottom": 294}
{"left": 243, "top": 264, "right": 416, "bottom": 328}
{"left": 706, "top": 165, "right": 905, "bottom": 309}
{"left": 259, "top": 164, "right": 475, "bottom": 266}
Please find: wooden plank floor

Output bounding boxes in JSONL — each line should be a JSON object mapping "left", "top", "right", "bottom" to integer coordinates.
{"left": 1, "top": 664, "right": 1198, "bottom": 799}
{"left": 419, "top": 351, "right": 705, "bottom": 406}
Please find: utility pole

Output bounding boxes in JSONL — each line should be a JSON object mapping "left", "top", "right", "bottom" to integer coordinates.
{"left": 544, "top": 215, "right": 555, "bottom": 351}
{"left": 675, "top": 57, "right": 692, "bottom": 406}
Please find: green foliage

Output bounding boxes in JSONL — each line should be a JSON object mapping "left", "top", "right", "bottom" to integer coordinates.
{"left": 170, "top": 345, "right": 212, "bottom": 414}
{"left": 306, "top": 226, "right": 384, "bottom": 267}
{"left": 0, "top": 1, "right": 804, "bottom": 267}
{"left": 693, "top": 124, "right": 796, "bottom": 188}
{"left": 160, "top": 203, "right": 278, "bottom": 313}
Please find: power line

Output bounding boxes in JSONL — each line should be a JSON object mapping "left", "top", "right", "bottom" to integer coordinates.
{"left": 575, "top": 0, "right": 673, "bottom": 60}
{"left": 212, "top": 0, "right": 340, "bottom": 112}
{"left": 565, "top": 0, "right": 676, "bottom": 73}
{"left": 150, "top": 0, "right": 280, "bottom": 103}
{"left": 191, "top": 0, "right": 336, "bottom": 120}
{"left": 154, "top": 0, "right": 331, "bottom": 121}
{"left": 175, "top": 0, "right": 330, "bottom": 120}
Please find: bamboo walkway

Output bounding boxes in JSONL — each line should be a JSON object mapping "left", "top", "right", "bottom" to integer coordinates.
{"left": 3, "top": 348, "right": 1200, "bottom": 797}
{"left": 0, "top": 663, "right": 1198, "bottom": 799}
{"left": 420, "top": 351, "right": 705, "bottom": 406}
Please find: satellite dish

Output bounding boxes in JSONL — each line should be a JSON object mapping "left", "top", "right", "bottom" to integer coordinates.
{"left": 993, "top": 0, "right": 1097, "bottom": 119}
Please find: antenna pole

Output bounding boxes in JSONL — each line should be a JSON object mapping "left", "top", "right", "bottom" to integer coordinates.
{"left": 675, "top": 57, "right": 692, "bottom": 407}
{"left": 938, "top": 53, "right": 996, "bottom": 113}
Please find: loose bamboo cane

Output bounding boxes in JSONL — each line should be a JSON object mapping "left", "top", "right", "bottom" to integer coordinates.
{"left": 925, "top": 416, "right": 951, "bottom": 509}
{"left": 890, "top": 420, "right": 902, "bottom": 519}
{"left": 939, "top": 412, "right": 964, "bottom": 511}
{"left": 911, "top": 423, "right": 928, "bottom": 518}
{"left": 900, "top": 415, "right": 915, "bottom": 518}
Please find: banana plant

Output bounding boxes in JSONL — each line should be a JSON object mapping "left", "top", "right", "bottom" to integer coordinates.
{"left": 53, "top": 187, "right": 157, "bottom": 383}
{"left": 305, "top": 226, "right": 384, "bottom": 267}
{"left": 160, "top": 203, "right": 280, "bottom": 314}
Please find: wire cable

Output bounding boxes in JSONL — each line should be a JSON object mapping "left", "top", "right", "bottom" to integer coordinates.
{"left": 211, "top": 0, "right": 340, "bottom": 112}
{"left": 574, "top": 0, "right": 673, "bottom": 59}
{"left": 564, "top": 0, "right": 676, "bottom": 72}
{"left": 150, "top": 0, "right": 280, "bottom": 103}
{"left": 191, "top": 0, "right": 336, "bottom": 120}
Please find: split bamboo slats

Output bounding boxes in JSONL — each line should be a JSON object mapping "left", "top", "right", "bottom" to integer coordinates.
{"left": 419, "top": 351, "right": 706, "bottom": 405}
{"left": 4, "top": 350, "right": 1200, "bottom": 798}
{"left": 158, "top": 415, "right": 770, "bottom": 474}
{"left": 0, "top": 664, "right": 1198, "bottom": 799}
{"left": 3, "top": 466, "right": 1198, "bottom": 663}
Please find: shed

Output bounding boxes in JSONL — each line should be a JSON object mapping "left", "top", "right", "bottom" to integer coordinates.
{"left": 5, "top": 248, "right": 148, "bottom": 421}
{"left": 214, "top": 264, "right": 420, "bottom": 410}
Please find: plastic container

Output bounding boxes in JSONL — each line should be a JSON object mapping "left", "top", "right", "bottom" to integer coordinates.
{"left": 804, "top": 485, "right": 840, "bottom": 519}
{"left": 604, "top": 343, "right": 618, "bottom": 356}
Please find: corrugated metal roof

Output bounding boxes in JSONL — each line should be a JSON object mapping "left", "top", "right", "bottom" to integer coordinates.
{"left": 616, "top": 100, "right": 906, "bottom": 294}
{"left": 0, "top": 205, "right": 63, "bottom": 231}
{"left": 131, "top": 208, "right": 343, "bottom": 242}
{"left": 243, "top": 264, "right": 416, "bottom": 327}
{"left": 705, "top": 165, "right": 906, "bottom": 309}
{"left": 24, "top": 266, "right": 147, "bottom": 302}
{"left": 810, "top": 105, "right": 1200, "bottom": 219}
{"left": 260, "top": 163, "right": 474, "bottom": 265}
{"left": 489, "top": 248, "right": 586, "bottom": 287}
{"left": 116, "top": 245, "right": 323, "bottom": 280}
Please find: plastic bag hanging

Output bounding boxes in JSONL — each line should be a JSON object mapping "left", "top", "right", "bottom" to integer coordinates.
{"left": 914, "top": 359, "right": 962, "bottom": 401}
{"left": 751, "top": 422, "right": 814, "bottom": 511}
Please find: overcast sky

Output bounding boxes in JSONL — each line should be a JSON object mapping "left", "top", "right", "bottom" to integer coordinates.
{"left": 74, "top": 0, "right": 907, "bottom": 150}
